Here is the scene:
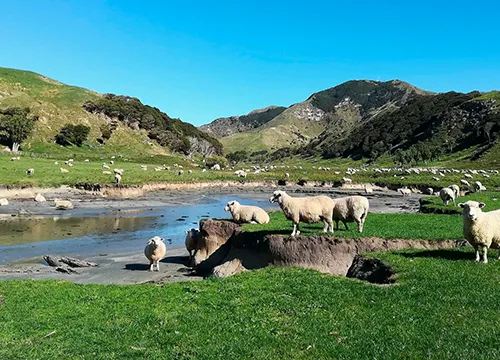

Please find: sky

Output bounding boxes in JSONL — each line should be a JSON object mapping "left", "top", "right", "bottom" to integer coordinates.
{"left": 2, "top": 1, "right": 500, "bottom": 126}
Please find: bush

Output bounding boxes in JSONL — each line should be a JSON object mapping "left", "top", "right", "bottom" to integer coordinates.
{"left": 204, "top": 155, "right": 229, "bottom": 169}
{"left": 226, "top": 150, "right": 249, "bottom": 164}
{"left": 55, "top": 124, "right": 90, "bottom": 147}
{"left": 0, "top": 107, "right": 37, "bottom": 151}
{"left": 100, "top": 124, "right": 112, "bottom": 141}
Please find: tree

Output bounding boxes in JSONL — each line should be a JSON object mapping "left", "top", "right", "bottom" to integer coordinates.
{"left": 55, "top": 124, "right": 90, "bottom": 147}
{"left": 0, "top": 107, "right": 37, "bottom": 152}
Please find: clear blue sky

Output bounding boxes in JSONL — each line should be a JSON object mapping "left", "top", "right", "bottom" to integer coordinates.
{"left": 2, "top": 1, "right": 499, "bottom": 126}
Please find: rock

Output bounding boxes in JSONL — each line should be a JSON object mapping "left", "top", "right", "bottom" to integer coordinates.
{"left": 0, "top": 198, "right": 8, "bottom": 206}
{"left": 34, "top": 193, "right": 46, "bottom": 202}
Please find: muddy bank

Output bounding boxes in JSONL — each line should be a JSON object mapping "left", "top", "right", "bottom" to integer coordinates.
{"left": 194, "top": 220, "right": 458, "bottom": 279}
{"left": 0, "top": 248, "right": 202, "bottom": 285}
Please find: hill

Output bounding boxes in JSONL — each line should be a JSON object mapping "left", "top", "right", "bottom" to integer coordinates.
{"left": 209, "top": 79, "right": 430, "bottom": 154}
{"left": 0, "top": 67, "right": 222, "bottom": 157}
{"left": 199, "top": 106, "right": 286, "bottom": 138}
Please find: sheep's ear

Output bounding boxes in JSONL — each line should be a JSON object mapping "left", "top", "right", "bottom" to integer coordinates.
{"left": 458, "top": 203, "right": 465, "bottom": 208}
{"left": 160, "top": 237, "right": 165, "bottom": 242}
{"left": 479, "top": 202, "right": 486, "bottom": 208}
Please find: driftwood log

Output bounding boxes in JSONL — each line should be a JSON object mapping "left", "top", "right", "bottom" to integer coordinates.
{"left": 43, "top": 255, "right": 98, "bottom": 274}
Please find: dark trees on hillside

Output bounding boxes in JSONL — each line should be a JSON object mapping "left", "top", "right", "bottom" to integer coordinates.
{"left": 0, "top": 107, "right": 37, "bottom": 152}
{"left": 55, "top": 124, "right": 90, "bottom": 147}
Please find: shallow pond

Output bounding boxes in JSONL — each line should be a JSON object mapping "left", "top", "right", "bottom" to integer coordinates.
{"left": 0, "top": 194, "right": 276, "bottom": 264}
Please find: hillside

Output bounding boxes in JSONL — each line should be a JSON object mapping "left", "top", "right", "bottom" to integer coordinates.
{"left": 213, "top": 79, "right": 430, "bottom": 154}
{"left": 0, "top": 67, "right": 221, "bottom": 157}
{"left": 199, "top": 106, "right": 286, "bottom": 138}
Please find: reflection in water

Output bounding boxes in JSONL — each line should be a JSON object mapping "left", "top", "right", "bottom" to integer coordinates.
{"left": 0, "top": 194, "right": 276, "bottom": 265}
{"left": 0, "top": 216, "right": 156, "bottom": 246}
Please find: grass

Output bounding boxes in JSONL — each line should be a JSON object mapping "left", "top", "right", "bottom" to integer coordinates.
{"left": 2, "top": 248, "right": 500, "bottom": 359}
{"left": 243, "top": 211, "right": 463, "bottom": 240}
{"left": 420, "top": 191, "right": 500, "bottom": 214}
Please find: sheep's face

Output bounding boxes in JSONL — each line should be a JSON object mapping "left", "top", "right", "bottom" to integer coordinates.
{"left": 459, "top": 201, "right": 485, "bottom": 221}
{"left": 269, "top": 191, "right": 285, "bottom": 204}
{"left": 147, "top": 236, "right": 164, "bottom": 248}
{"left": 224, "top": 201, "right": 236, "bottom": 212}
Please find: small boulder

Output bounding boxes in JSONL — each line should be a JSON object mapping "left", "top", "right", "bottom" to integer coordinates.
{"left": 0, "top": 198, "right": 8, "bottom": 206}
{"left": 55, "top": 200, "right": 74, "bottom": 210}
{"left": 34, "top": 193, "right": 46, "bottom": 202}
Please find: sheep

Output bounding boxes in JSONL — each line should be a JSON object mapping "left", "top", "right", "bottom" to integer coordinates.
{"left": 114, "top": 173, "right": 121, "bottom": 184}
{"left": 140, "top": 165, "right": 148, "bottom": 171}
{"left": 397, "top": 188, "right": 412, "bottom": 197}
{"left": 68, "top": 163, "right": 73, "bottom": 167}
{"left": 448, "top": 184, "right": 460, "bottom": 199}
{"left": 224, "top": 200, "right": 270, "bottom": 224}
{"left": 54, "top": 199, "right": 73, "bottom": 210}
{"left": 364, "top": 185, "right": 373, "bottom": 194}
{"left": 54, "top": 161, "right": 59, "bottom": 165}
{"left": 60, "top": 168, "right": 69, "bottom": 173}
{"left": 211, "top": 164, "right": 221, "bottom": 171}
{"left": 425, "top": 188, "right": 434, "bottom": 195}
{"left": 459, "top": 201, "right": 500, "bottom": 263}
{"left": 0, "top": 198, "right": 8, "bottom": 206}
{"left": 331, "top": 195, "right": 369, "bottom": 233}
{"left": 102, "top": 164, "right": 110, "bottom": 170}
{"left": 84, "top": 159, "right": 89, "bottom": 162}
{"left": 432, "top": 177, "right": 440, "bottom": 181}
{"left": 113, "top": 169, "right": 124, "bottom": 176}
{"left": 269, "top": 190, "right": 334, "bottom": 236}
{"left": 285, "top": 173, "right": 290, "bottom": 178}
{"left": 178, "top": 170, "right": 184, "bottom": 176}
{"left": 34, "top": 193, "right": 46, "bottom": 202}
{"left": 439, "top": 187, "right": 456, "bottom": 206}
{"left": 342, "top": 177, "right": 352, "bottom": 184}
{"left": 460, "top": 179, "right": 470, "bottom": 187}
{"left": 464, "top": 173, "right": 473, "bottom": 179}
{"left": 144, "top": 236, "right": 166, "bottom": 271}
{"left": 202, "top": 169, "right": 207, "bottom": 173}
{"left": 26, "top": 168, "right": 35, "bottom": 176}
{"left": 155, "top": 167, "right": 163, "bottom": 171}
{"left": 102, "top": 171, "right": 112, "bottom": 175}
{"left": 188, "top": 169, "right": 193, "bottom": 175}
{"left": 472, "top": 181, "right": 486, "bottom": 193}
{"left": 110, "top": 160, "right": 114, "bottom": 165}
{"left": 185, "top": 228, "right": 200, "bottom": 264}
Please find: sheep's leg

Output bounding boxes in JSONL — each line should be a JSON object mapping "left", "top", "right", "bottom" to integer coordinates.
{"left": 149, "top": 262, "right": 154, "bottom": 271}
{"left": 342, "top": 221, "right": 349, "bottom": 231}
{"left": 335, "top": 220, "right": 340, "bottom": 231}
{"left": 473, "top": 245, "right": 480, "bottom": 262}
{"left": 356, "top": 218, "right": 363, "bottom": 233}
{"left": 155, "top": 260, "right": 160, "bottom": 272}
{"left": 481, "top": 246, "right": 488, "bottom": 264}
{"left": 291, "top": 222, "right": 300, "bottom": 236}
{"left": 322, "top": 219, "right": 328, "bottom": 233}
{"left": 327, "top": 219, "right": 334, "bottom": 233}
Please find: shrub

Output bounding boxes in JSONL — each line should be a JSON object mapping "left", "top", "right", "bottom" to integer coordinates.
{"left": 204, "top": 155, "right": 229, "bottom": 169}
{"left": 55, "top": 124, "right": 90, "bottom": 147}
{"left": 0, "top": 107, "right": 37, "bottom": 152}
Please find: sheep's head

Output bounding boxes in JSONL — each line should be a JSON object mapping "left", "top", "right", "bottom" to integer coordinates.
{"left": 147, "top": 236, "right": 164, "bottom": 248}
{"left": 459, "top": 201, "right": 485, "bottom": 221}
{"left": 185, "top": 228, "right": 199, "bottom": 236}
{"left": 224, "top": 200, "right": 239, "bottom": 212}
{"left": 269, "top": 191, "right": 286, "bottom": 204}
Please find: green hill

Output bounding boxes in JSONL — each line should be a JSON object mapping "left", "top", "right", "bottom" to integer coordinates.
{"left": 0, "top": 67, "right": 221, "bottom": 157}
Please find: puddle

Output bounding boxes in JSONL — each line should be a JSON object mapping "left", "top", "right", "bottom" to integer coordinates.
{"left": 0, "top": 194, "right": 276, "bottom": 265}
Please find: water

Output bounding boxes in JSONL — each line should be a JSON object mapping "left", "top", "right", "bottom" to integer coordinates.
{"left": 0, "top": 194, "right": 277, "bottom": 264}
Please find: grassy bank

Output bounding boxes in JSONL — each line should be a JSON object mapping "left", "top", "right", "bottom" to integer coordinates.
{"left": 419, "top": 191, "right": 500, "bottom": 214}
{"left": 2, "top": 154, "right": 500, "bottom": 189}
{"left": 1, "top": 249, "right": 500, "bottom": 359}
{"left": 243, "top": 211, "right": 463, "bottom": 240}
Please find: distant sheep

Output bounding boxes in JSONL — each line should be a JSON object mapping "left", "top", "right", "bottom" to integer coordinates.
{"left": 342, "top": 177, "right": 352, "bottom": 184}
{"left": 113, "top": 169, "right": 124, "bottom": 176}
{"left": 460, "top": 201, "right": 500, "bottom": 263}
{"left": 224, "top": 200, "right": 270, "bottom": 224}
{"left": 60, "top": 168, "right": 69, "bottom": 173}
{"left": 188, "top": 169, "right": 193, "bottom": 175}
{"left": 464, "top": 173, "right": 473, "bottom": 179}
{"left": 54, "top": 199, "right": 73, "bottom": 210}
{"left": 448, "top": 184, "right": 460, "bottom": 199}
{"left": 332, "top": 196, "right": 369, "bottom": 233}
{"left": 397, "top": 188, "right": 412, "bottom": 197}
{"left": 472, "top": 181, "right": 486, "bottom": 193}
{"left": 460, "top": 179, "right": 470, "bottom": 187}
{"left": 0, "top": 198, "right": 8, "bottom": 206}
{"left": 439, "top": 187, "right": 456, "bottom": 206}
{"left": 34, "top": 193, "right": 46, "bottom": 202}
{"left": 102, "top": 164, "right": 110, "bottom": 170}
{"left": 144, "top": 236, "right": 166, "bottom": 271}
{"left": 211, "top": 164, "right": 221, "bottom": 171}
{"left": 178, "top": 170, "right": 184, "bottom": 176}
{"left": 269, "top": 190, "right": 334, "bottom": 236}
{"left": 102, "top": 171, "right": 112, "bottom": 175}
{"left": 425, "top": 188, "right": 434, "bottom": 195}
{"left": 26, "top": 168, "right": 35, "bottom": 176}
{"left": 114, "top": 173, "right": 122, "bottom": 184}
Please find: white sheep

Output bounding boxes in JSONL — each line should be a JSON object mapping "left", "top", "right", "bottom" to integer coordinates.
{"left": 211, "top": 164, "right": 221, "bottom": 171}
{"left": 102, "top": 164, "right": 110, "bottom": 170}
{"left": 54, "top": 199, "right": 73, "bottom": 210}
{"left": 188, "top": 169, "right": 193, "bottom": 174}
{"left": 34, "top": 193, "right": 46, "bottom": 202}
{"left": 364, "top": 185, "right": 373, "bottom": 194}
{"left": 472, "top": 181, "right": 486, "bottom": 193}
{"left": 464, "top": 173, "right": 473, "bottom": 179}
{"left": 460, "top": 179, "right": 470, "bottom": 187}
{"left": 26, "top": 168, "right": 35, "bottom": 176}
{"left": 84, "top": 159, "right": 89, "bottom": 162}
{"left": 185, "top": 228, "right": 200, "bottom": 264}
{"left": 113, "top": 169, "right": 124, "bottom": 176}
{"left": 397, "top": 188, "right": 412, "bottom": 197}
{"left": 439, "top": 187, "right": 456, "bottom": 206}
{"left": 224, "top": 200, "right": 270, "bottom": 224}
{"left": 0, "top": 198, "right": 8, "bottom": 206}
{"left": 114, "top": 173, "right": 122, "bottom": 184}
{"left": 269, "top": 190, "right": 334, "bottom": 236}
{"left": 332, "top": 195, "right": 369, "bottom": 233}
{"left": 342, "top": 177, "right": 352, "bottom": 184}
{"left": 60, "top": 168, "right": 69, "bottom": 173}
{"left": 459, "top": 201, "right": 500, "bottom": 263}
{"left": 178, "top": 170, "right": 184, "bottom": 176}
{"left": 448, "top": 184, "right": 460, "bottom": 199}
{"left": 426, "top": 188, "right": 434, "bottom": 195}
{"left": 102, "top": 171, "right": 112, "bottom": 175}
{"left": 144, "top": 236, "right": 166, "bottom": 271}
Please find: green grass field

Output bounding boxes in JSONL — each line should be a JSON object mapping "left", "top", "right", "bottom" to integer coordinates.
{"left": 420, "top": 191, "right": 500, "bottom": 214}
{"left": 2, "top": 248, "right": 500, "bottom": 359}
{"left": 243, "top": 211, "right": 464, "bottom": 240}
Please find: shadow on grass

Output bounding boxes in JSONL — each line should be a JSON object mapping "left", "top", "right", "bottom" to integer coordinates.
{"left": 400, "top": 249, "right": 474, "bottom": 261}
